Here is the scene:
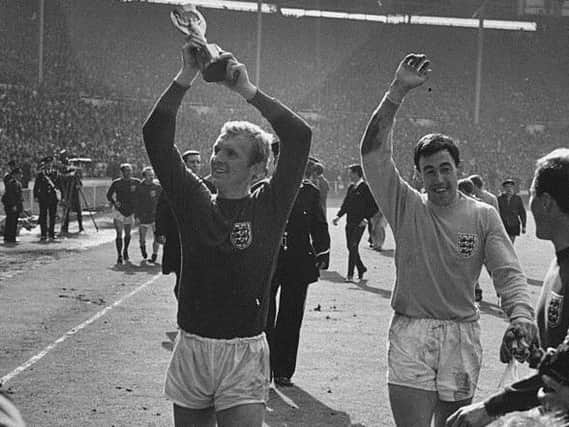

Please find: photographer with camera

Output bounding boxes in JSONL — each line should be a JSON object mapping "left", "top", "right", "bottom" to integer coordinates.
{"left": 142, "top": 8, "right": 311, "bottom": 426}
{"left": 447, "top": 148, "right": 569, "bottom": 426}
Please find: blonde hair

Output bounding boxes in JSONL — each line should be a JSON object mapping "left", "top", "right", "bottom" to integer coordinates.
{"left": 218, "top": 121, "right": 272, "bottom": 168}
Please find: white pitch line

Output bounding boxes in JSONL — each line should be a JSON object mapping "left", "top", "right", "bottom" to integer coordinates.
{"left": 1, "top": 274, "right": 162, "bottom": 386}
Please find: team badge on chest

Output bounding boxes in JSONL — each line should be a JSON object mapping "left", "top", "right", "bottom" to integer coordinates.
{"left": 547, "top": 292, "right": 564, "bottom": 328}
{"left": 457, "top": 233, "right": 478, "bottom": 258}
{"left": 230, "top": 221, "right": 253, "bottom": 250}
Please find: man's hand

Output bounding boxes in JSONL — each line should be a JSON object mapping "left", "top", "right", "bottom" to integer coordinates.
{"left": 216, "top": 52, "right": 257, "bottom": 100}
{"left": 332, "top": 217, "right": 340, "bottom": 226}
{"left": 359, "top": 219, "right": 368, "bottom": 227}
{"left": 388, "top": 53, "right": 431, "bottom": 104}
{"left": 538, "top": 375, "right": 569, "bottom": 413}
{"left": 445, "top": 401, "right": 494, "bottom": 427}
{"left": 500, "top": 318, "right": 539, "bottom": 364}
{"left": 156, "top": 235, "right": 166, "bottom": 245}
{"left": 174, "top": 35, "right": 203, "bottom": 87}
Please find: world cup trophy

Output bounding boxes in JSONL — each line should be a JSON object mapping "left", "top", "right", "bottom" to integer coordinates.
{"left": 170, "top": 4, "right": 229, "bottom": 82}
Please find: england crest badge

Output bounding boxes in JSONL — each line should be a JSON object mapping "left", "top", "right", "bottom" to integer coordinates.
{"left": 230, "top": 221, "right": 253, "bottom": 250}
{"left": 547, "top": 292, "right": 563, "bottom": 328}
{"left": 457, "top": 233, "right": 478, "bottom": 258}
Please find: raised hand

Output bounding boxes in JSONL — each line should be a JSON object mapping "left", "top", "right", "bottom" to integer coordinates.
{"left": 393, "top": 53, "right": 431, "bottom": 90}
{"left": 216, "top": 52, "right": 257, "bottom": 100}
{"left": 174, "top": 35, "right": 204, "bottom": 87}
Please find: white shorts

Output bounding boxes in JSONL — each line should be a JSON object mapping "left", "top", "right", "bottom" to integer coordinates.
{"left": 387, "top": 313, "right": 483, "bottom": 402}
{"left": 112, "top": 208, "right": 134, "bottom": 226}
{"left": 165, "top": 331, "right": 270, "bottom": 412}
{"left": 139, "top": 223, "right": 155, "bottom": 232}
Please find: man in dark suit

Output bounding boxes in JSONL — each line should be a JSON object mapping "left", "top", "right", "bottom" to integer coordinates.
{"left": 266, "top": 155, "right": 330, "bottom": 387}
{"left": 333, "top": 164, "right": 379, "bottom": 282}
{"left": 498, "top": 178, "right": 527, "bottom": 243}
{"left": 33, "top": 156, "right": 59, "bottom": 241}
{"left": 2, "top": 168, "right": 24, "bottom": 244}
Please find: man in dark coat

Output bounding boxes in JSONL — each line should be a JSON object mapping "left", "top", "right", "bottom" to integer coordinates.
{"left": 3, "top": 160, "right": 16, "bottom": 187}
{"left": 332, "top": 164, "right": 379, "bottom": 282}
{"left": 266, "top": 156, "right": 331, "bottom": 387}
{"left": 33, "top": 156, "right": 59, "bottom": 241}
{"left": 2, "top": 168, "right": 24, "bottom": 244}
{"left": 498, "top": 178, "right": 526, "bottom": 243}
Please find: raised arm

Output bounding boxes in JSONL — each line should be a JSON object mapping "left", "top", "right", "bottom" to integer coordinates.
{"left": 359, "top": 54, "right": 430, "bottom": 232}
{"left": 142, "top": 36, "right": 214, "bottom": 215}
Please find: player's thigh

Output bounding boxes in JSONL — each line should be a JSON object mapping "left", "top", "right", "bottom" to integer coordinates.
{"left": 173, "top": 403, "right": 215, "bottom": 427}
{"left": 216, "top": 403, "right": 265, "bottom": 427}
{"left": 388, "top": 384, "right": 437, "bottom": 427}
{"left": 113, "top": 219, "right": 124, "bottom": 234}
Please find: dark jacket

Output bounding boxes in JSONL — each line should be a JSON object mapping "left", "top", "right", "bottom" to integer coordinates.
{"left": 337, "top": 180, "right": 378, "bottom": 226}
{"left": 155, "top": 191, "right": 181, "bottom": 276}
{"left": 33, "top": 170, "right": 59, "bottom": 204}
{"left": 275, "top": 179, "right": 330, "bottom": 285}
{"left": 497, "top": 193, "right": 526, "bottom": 236}
{"left": 2, "top": 175, "right": 23, "bottom": 212}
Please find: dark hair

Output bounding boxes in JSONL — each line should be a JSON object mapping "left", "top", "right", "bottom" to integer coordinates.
{"left": 348, "top": 164, "right": 363, "bottom": 178}
{"left": 413, "top": 133, "right": 460, "bottom": 170}
{"left": 182, "top": 150, "right": 200, "bottom": 161}
{"left": 469, "top": 174, "right": 483, "bottom": 189}
{"left": 458, "top": 178, "right": 475, "bottom": 195}
{"left": 534, "top": 149, "right": 569, "bottom": 215}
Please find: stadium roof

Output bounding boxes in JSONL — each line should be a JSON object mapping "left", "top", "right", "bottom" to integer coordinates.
{"left": 135, "top": 0, "right": 538, "bottom": 31}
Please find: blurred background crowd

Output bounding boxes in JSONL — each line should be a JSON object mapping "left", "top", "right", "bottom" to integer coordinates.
{"left": 1, "top": 0, "right": 568, "bottom": 193}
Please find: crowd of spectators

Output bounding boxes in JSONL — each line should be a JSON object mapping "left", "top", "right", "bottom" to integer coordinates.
{"left": 1, "top": 0, "right": 568, "bottom": 191}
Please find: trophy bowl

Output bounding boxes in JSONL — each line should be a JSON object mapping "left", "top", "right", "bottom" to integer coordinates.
{"left": 170, "top": 4, "right": 229, "bottom": 82}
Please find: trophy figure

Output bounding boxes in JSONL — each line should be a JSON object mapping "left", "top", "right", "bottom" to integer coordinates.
{"left": 170, "top": 4, "right": 229, "bottom": 82}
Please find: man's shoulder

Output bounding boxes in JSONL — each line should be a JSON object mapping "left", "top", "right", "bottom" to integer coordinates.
{"left": 302, "top": 179, "right": 319, "bottom": 193}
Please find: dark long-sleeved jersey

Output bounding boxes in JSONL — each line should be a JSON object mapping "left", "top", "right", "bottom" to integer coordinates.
{"left": 135, "top": 180, "right": 162, "bottom": 224}
{"left": 106, "top": 177, "right": 141, "bottom": 217}
{"left": 485, "top": 246, "right": 569, "bottom": 417}
{"left": 143, "top": 81, "right": 311, "bottom": 339}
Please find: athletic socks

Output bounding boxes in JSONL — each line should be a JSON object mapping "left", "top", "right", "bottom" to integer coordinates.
{"left": 123, "top": 235, "right": 130, "bottom": 261}
{"left": 115, "top": 238, "right": 123, "bottom": 264}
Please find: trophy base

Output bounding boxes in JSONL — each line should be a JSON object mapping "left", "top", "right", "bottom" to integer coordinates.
{"left": 203, "top": 57, "right": 231, "bottom": 82}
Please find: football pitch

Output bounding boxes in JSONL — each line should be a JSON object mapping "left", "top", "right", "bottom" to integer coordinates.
{"left": 0, "top": 198, "right": 552, "bottom": 426}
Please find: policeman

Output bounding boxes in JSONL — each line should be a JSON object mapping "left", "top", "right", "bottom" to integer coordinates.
{"left": 2, "top": 168, "right": 24, "bottom": 244}
{"left": 266, "top": 155, "right": 331, "bottom": 387}
{"left": 3, "top": 160, "right": 16, "bottom": 187}
{"left": 33, "top": 156, "right": 59, "bottom": 241}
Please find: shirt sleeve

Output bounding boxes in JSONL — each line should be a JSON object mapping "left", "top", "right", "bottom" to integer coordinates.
{"left": 247, "top": 90, "right": 312, "bottom": 223}
{"left": 484, "top": 206, "right": 534, "bottom": 321}
{"left": 106, "top": 181, "right": 115, "bottom": 205}
{"left": 142, "top": 81, "right": 214, "bottom": 223}
{"left": 484, "top": 374, "right": 542, "bottom": 417}
{"left": 361, "top": 97, "right": 422, "bottom": 238}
